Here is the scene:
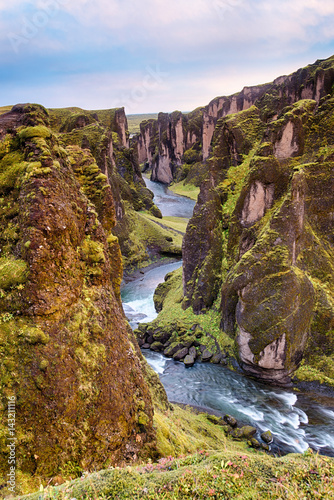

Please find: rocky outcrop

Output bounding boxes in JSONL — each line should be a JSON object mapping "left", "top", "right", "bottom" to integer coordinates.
{"left": 0, "top": 104, "right": 156, "bottom": 483}
{"left": 181, "top": 87, "right": 334, "bottom": 385}
{"left": 49, "top": 106, "right": 164, "bottom": 271}
{"left": 135, "top": 109, "right": 203, "bottom": 184}
{"left": 135, "top": 55, "right": 334, "bottom": 179}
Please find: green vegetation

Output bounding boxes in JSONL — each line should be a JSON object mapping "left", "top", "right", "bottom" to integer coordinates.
{"left": 142, "top": 213, "right": 189, "bottom": 234}
{"left": 168, "top": 181, "right": 200, "bottom": 201}
{"left": 18, "top": 406, "right": 334, "bottom": 499}
{"left": 0, "top": 105, "right": 12, "bottom": 116}
{"left": 127, "top": 113, "right": 158, "bottom": 134}
{"left": 113, "top": 208, "right": 182, "bottom": 270}
{"left": 0, "top": 256, "right": 29, "bottom": 290}
{"left": 148, "top": 267, "right": 234, "bottom": 356}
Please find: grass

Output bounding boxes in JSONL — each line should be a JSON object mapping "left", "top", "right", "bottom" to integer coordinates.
{"left": 150, "top": 266, "right": 234, "bottom": 355}
{"left": 17, "top": 402, "right": 334, "bottom": 500}
{"left": 0, "top": 105, "right": 12, "bottom": 116}
{"left": 127, "top": 114, "right": 158, "bottom": 134}
{"left": 142, "top": 213, "right": 189, "bottom": 235}
{"left": 168, "top": 181, "right": 200, "bottom": 201}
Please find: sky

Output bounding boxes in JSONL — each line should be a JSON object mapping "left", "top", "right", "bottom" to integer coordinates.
{"left": 1, "top": 0, "right": 334, "bottom": 114}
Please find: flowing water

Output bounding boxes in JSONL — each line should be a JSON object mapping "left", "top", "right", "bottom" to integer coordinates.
{"left": 122, "top": 179, "right": 334, "bottom": 457}
{"left": 144, "top": 177, "right": 196, "bottom": 218}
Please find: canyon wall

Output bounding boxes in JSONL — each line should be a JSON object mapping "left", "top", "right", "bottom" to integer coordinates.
{"left": 182, "top": 76, "right": 334, "bottom": 385}
{"left": 135, "top": 55, "right": 334, "bottom": 184}
{"left": 0, "top": 104, "right": 156, "bottom": 483}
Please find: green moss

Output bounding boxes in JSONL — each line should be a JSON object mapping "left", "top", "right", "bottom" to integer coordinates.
{"left": 0, "top": 257, "right": 29, "bottom": 290}
{"left": 17, "top": 403, "right": 334, "bottom": 499}
{"left": 24, "top": 327, "right": 50, "bottom": 345}
{"left": 81, "top": 237, "right": 105, "bottom": 264}
{"left": 18, "top": 126, "right": 52, "bottom": 141}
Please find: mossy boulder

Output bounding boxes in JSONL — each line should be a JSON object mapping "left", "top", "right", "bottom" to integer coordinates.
{"left": 0, "top": 105, "right": 156, "bottom": 491}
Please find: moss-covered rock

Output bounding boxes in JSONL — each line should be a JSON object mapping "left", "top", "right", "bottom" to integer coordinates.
{"left": 0, "top": 105, "right": 157, "bottom": 493}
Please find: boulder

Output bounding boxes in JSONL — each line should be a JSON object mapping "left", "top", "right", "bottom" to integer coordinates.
{"left": 248, "top": 438, "right": 261, "bottom": 449}
{"left": 240, "top": 426, "right": 257, "bottom": 439}
{"left": 164, "top": 343, "right": 184, "bottom": 357}
{"left": 224, "top": 414, "right": 238, "bottom": 428}
{"left": 173, "top": 347, "right": 189, "bottom": 361}
{"left": 184, "top": 355, "right": 196, "bottom": 367}
{"left": 150, "top": 342, "right": 164, "bottom": 352}
{"left": 261, "top": 430, "right": 273, "bottom": 444}
{"left": 189, "top": 346, "right": 197, "bottom": 358}
{"left": 201, "top": 349, "right": 213, "bottom": 362}
{"left": 211, "top": 353, "right": 223, "bottom": 364}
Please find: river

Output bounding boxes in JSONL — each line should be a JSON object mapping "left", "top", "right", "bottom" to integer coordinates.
{"left": 121, "top": 178, "right": 334, "bottom": 457}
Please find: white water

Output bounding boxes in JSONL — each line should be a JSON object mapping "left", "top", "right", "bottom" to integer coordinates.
{"left": 121, "top": 179, "right": 334, "bottom": 457}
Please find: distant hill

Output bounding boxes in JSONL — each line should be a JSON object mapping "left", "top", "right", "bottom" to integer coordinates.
{"left": 127, "top": 113, "right": 158, "bottom": 134}
{"left": 0, "top": 105, "right": 12, "bottom": 116}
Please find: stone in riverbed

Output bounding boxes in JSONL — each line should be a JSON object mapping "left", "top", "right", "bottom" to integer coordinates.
{"left": 211, "top": 353, "right": 222, "bottom": 364}
{"left": 164, "top": 343, "right": 184, "bottom": 357}
{"left": 150, "top": 342, "right": 164, "bottom": 352}
{"left": 224, "top": 414, "right": 238, "bottom": 428}
{"left": 240, "top": 425, "right": 257, "bottom": 439}
{"left": 261, "top": 430, "right": 273, "bottom": 444}
{"left": 189, "top": 346, "right": 197, "bottom": 358}
{"left": 201, "top": 349, "right": 213, "bottom": 362}
{"left": 248, "top": 438, "right": 261, "bottom": 449}
{"left": 142, "top": 343, "right": 151, "bottom": 349}
{"left": 153, "top": 328, "right": 171, "bottom": 344}
{"left": 184, "top": 355, "right": 195, "bottom": 367}
{"left": 173, "top": 347, "right": 189, "bottom": 361}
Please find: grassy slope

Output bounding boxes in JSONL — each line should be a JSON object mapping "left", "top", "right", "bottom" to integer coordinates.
{"left": 0, "top": 105, "right": 12, "bottom": 116}
{"left": 149, "top": 266, "right": 234, "bottom": 356}
{"left": 19, "top": 404, "right": 334, "bottom": 499}
{"left": 142, "top": 213, "right": 189, "bottom": 235}
{"left": 168, "top": 181, "right": 200, "bottom": 201}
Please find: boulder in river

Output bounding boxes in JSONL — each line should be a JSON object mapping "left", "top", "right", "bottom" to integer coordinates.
{"left": 164, "top": 343, "right": 184, "bottom": 357}
{"left": 184, "top": 354, "right": 196, "bottom": 367}
{"left": 261, "top": 430, "right": 273, "bottom": 444}
{"left": 150, "top": 342, "right": 164, "bottom": 352}
{"left": 201, "top": 349, "right": 213, "bottom": 362}
{"left": 224, "top": 414, "right": 238, "bottom": 428}
{"left": 189, "top": 346, "right": 197, "bottom": 358}
{"left": 173, "top": 347, "right": 189, "bottom": 361}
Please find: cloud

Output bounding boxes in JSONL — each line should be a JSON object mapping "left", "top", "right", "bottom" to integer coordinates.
{"left": 0, "top": 0, "right": 334, "bottom": 112}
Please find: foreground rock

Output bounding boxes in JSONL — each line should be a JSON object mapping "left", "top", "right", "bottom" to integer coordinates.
{"left": 0, "top": 104, "right": 155, "bottom": 486}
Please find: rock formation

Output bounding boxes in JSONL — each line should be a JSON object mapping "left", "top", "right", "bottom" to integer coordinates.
{"left": 0, "top": 104, "right": 156, "bottom": 482}
{"left": 135, "top": 55, "right": 334, "bottom": 187}
{"left": 182, "top": 75, "right": 334, "bottom": 385}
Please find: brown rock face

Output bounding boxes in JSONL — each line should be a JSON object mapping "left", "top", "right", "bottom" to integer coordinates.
{"left": 182, "top": 78, "right": 334, "bottom": 385}
{"left": 0, "top": 105, "right": 155, "bottom": 483}
{"left": 135, "top": 109, "right": 203, "bottom": 184}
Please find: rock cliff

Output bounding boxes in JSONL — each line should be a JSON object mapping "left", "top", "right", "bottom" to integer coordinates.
{"left": 135, "top": 108, "right": 203, "bottom": 184}
{"left": 135, "top": 55, "right": 334, "bottom": 187}
{"left": 48, "top": 106, "right": 182, "bottom": 272}
{"left": 0, "top": 104, "right": 156, "bottom": 484}
{"left": 182, "top": 82, "right": 334, "bottom": 385}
